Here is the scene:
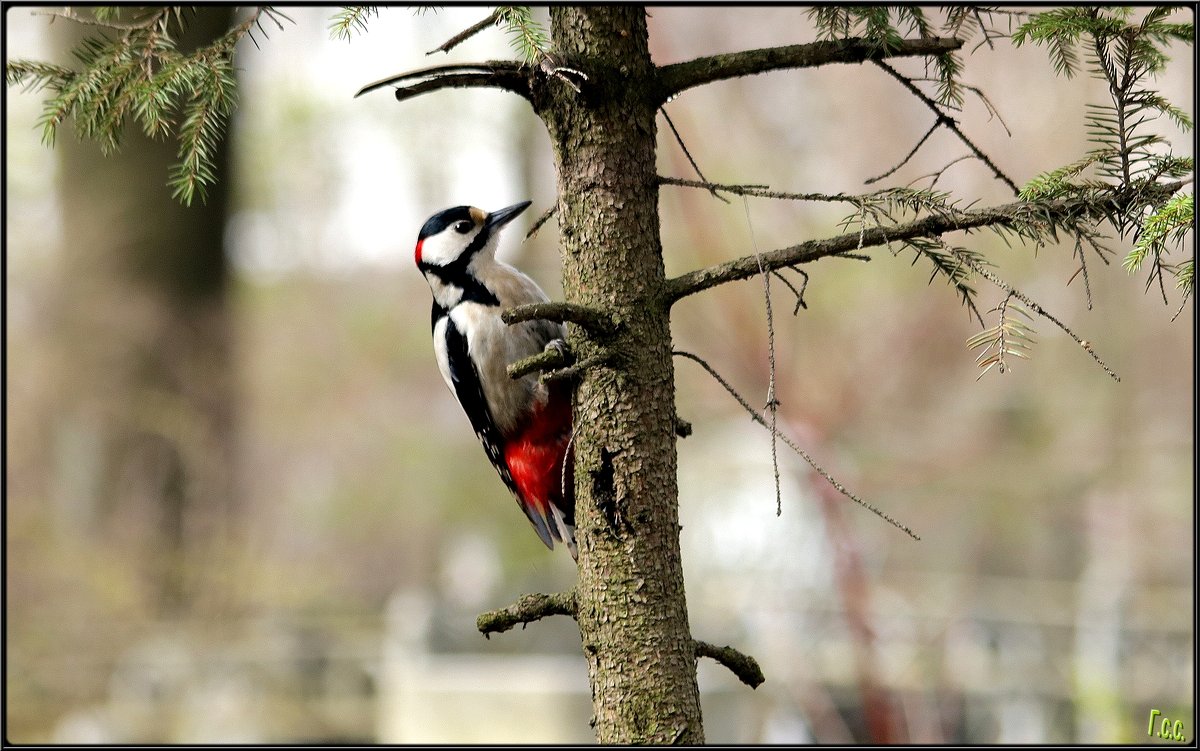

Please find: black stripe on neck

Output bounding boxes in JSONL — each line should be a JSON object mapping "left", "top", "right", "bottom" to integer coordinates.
{"left": 421, "top": 263, "right": 500, "bottom": 308}
{"left": 419, "top": 218, "right": 500, "bottom": 307}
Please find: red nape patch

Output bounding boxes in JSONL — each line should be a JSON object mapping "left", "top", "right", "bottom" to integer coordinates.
{"left": 414, "top": 239, "right": 424, "bottom": 265}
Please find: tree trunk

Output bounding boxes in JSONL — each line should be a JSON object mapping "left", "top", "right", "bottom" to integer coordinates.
{"left": 52, "top": 6, "right": 237, "bottom": 616}
{"left": 537, "top": 7, "right": 704, "bottom": 743}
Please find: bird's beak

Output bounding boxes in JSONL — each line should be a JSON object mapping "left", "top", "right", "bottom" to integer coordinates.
{"left": 486, "top": 200, "right": 532, "bottom": 229}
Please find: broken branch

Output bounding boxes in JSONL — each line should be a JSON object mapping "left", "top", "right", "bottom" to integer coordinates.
{"left": 695, "top": 640, "right": 765, "bottom": 689}
{"left": 477, "top": 590, "right": 578, "bottom": 637}
{"left": 355, "top": 60, "right": 528, "bottom": 100}
{"left": 503, "top": 302, "right": 620, "bottom": 338}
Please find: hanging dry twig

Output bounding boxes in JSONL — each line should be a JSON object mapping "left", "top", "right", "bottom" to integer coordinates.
{"left": 743, "top": 198, "right": 783, "bottom": 516}
{"left": 674, "top": 350, "right": 921, "bottom": 540}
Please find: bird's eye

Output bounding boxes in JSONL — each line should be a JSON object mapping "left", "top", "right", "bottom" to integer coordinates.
{"left": 454, "top": 220, "right": 473, "bottom": 234}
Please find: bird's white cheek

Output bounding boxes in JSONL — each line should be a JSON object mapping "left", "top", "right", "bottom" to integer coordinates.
{"left": 419, "top": 233, "right": 460, "bottom": 266}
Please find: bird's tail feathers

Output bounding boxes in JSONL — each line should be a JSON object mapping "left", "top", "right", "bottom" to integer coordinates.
{"left": 517, "top": 495, "right": 577, "bottom": 561}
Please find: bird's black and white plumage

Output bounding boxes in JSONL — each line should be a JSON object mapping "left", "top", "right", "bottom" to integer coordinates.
{"left": 415, "top": 201, "right": 576, "bottom": 558}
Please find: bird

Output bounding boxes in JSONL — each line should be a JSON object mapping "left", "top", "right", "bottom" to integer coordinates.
{"left": 415, "top": 201, "right": 577, "bottom": 559}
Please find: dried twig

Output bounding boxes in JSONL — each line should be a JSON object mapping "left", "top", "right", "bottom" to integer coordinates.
{"left": 954, "top": 252, "right": 1121, "bottom": 381}
{"left": 872, "top": 60, "right": 1019, "bottom": 195}
{"left": 743, "top": 199, "right": 782, "bottom": 516}
{"left": 866, "top": 120, "right": 942, "bottom": 185}
{"left": 526, "top": 205, "right": 557, "bottom": 240}
{"left": 661, "top": 108, "right": 727, "bottom": 203}
{"left": 660, "top": 176, "right": 856, "bottom": 204}
{"left": 427, "top": 10, "right": 499, "bottom": 55}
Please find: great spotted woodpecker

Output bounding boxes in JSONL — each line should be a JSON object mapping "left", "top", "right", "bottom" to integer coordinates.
{"left": 415, "top": 201, "right": 577, "bottom": 559}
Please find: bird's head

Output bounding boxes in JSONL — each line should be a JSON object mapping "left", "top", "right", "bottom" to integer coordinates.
{"left": 414, "top": 201, "right": 531, "bottom": 273}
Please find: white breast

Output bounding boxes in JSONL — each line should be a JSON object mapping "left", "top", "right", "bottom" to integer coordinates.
{"left": 448, "top": 302, "right": 554, "bottom": 435}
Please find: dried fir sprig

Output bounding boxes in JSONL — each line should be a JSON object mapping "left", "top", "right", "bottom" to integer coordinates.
{"left": 966, "top": 296, "right": 1037, "bottom": 379}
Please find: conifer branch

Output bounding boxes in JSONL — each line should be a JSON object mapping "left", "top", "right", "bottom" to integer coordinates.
{"left": 329, "top": 6, "right": 378, "bottom": 42}
{"left": 655, "top": 36, "right": 964, "bottom": 104}
{"left": 493, "top": 6, "right": 551, "bottom": 67}
{"left": 664, "top": 182, "right": 1185, "bottom": 304}
{"left": 32, "top": 6, "right": 173, "bottom": 32}
{"left": 1012, "top": 6, "right": 1193, "bottom": 309}
{"left": 7, "top": 6, "right": 277, "bottom": 205}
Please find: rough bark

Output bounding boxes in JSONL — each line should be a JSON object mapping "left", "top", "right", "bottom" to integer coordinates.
{"left": 533, "top": 7, "right": 704, "bottom": 744}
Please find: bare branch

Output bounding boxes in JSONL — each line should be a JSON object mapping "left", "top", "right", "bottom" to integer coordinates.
{"left": 655, "top": 36, "right": 964, "bottom": 103}
{"left": 865, "top": 120, "right": 941, "bottom": 185}
{"left": 660, "top": 176, "right": 858, "bottom": 205}
{"left": 477, "top": 590, "right": 578, "bottom": 637}
{"left": 663, "top": 183, "right": 1184, "bottom": 304}
{"left": 427, "top": 10, "right": 500, "bottom": 56}
{"left": 674, "top": 416, "right": 693, "bottom": 438}
{"left": 507, "top": 344, "right": 571, "bottom": 381}
{"left": 907, "top": 153, "right": 976, "bottom": 189}
{"left": 872, "top": 61, "right": 1019, "bottom": 194}
{"left": 355, "top": 60, "right": 528, "bottom": 99}
{"left": 660, "top": 108, "right": 727, "bottom": 203}
{"left": 695, "top": 640, "right": 765, "bottom": 689}
{"left": 771, "top": 268, "right": 809, "bottom": 314}
{"left": 503, "top": 302, "right": 621, "bottom": 338}
{"left": 543, "top": 352, "right": 615, "bottom": 384}
{"left": 525, "top": 205, "right": 557, "bottom": 240}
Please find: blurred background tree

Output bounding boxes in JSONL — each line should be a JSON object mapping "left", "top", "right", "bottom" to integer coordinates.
{"left": 46, "top": 6, "right": 238, "bottom": 616}
{"left": 4, "top": 5, "right": 1193, "bottom": 744}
